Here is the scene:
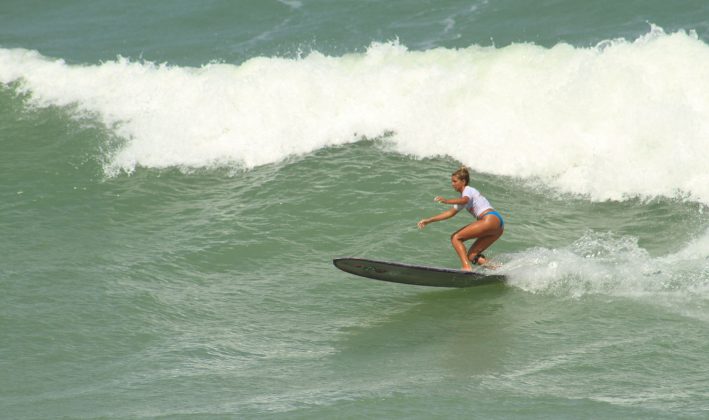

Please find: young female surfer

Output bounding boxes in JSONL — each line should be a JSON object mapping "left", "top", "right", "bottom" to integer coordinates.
{"left": 417, "top": 167, "right": 504, "bottom": 271}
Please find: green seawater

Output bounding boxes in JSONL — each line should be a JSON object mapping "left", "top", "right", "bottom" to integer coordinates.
{"left": 2, "top": 1, "right": 709, "bottom": 418}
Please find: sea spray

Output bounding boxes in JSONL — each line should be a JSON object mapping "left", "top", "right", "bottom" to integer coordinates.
{"left": 501, "top": 228, "right": 709, "bottom": 320}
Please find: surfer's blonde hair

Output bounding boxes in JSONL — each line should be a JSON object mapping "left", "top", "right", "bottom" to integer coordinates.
{"left": 452, "top": 166, "right": 470, "bottom": 185}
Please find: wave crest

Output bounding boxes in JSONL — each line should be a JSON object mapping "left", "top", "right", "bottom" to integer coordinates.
{"left": 2, "top": 26, "right": 708, "bottom": 203}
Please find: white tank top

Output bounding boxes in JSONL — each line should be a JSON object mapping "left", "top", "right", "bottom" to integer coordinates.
{"left": 453, "top": 186, "right": 492, "bottom": 218}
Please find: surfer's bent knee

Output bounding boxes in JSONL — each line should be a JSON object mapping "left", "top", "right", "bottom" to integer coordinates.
{"left": 450, "top": 232, "right": 463, "bottom": 243}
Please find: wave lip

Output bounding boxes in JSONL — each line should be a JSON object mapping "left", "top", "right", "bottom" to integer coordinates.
{"left": 2, "top": 26, "right": 709, "bottom": 204}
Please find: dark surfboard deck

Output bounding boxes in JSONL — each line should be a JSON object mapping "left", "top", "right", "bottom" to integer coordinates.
{"left": 333, "top": 257, "right": 506, "bottom": 288}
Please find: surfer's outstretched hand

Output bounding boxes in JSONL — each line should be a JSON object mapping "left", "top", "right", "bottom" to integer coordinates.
{"left": 417, "top": 219, "right": 427, "bottom": 230}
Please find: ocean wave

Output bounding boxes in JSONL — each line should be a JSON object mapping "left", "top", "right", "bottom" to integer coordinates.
{"left": 1, "top": 25, "right": 708, "bottom": 203}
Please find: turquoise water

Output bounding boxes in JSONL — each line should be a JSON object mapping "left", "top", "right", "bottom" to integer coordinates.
{"left": 2, "top": 1, "right": 709, "bottom": 418}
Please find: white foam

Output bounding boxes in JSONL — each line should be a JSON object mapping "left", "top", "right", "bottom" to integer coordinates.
{"left": 2, "top": 25, "right": 709, "bottom": 203}
{"left": 276, "top": 0, "right": 302, "bottom": 9}
{"left": 500, "top": 229, "right": 709, "bottom": 321}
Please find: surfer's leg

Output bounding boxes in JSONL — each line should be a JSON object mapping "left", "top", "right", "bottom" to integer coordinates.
{"left": 451, "top": 235, "right": 474, "bottom": 271}
{"left": 467, "top": 229, "right": 503, "bottom": 265}
{"left": 451, "top": 219, "right": 499, "bottom": 270}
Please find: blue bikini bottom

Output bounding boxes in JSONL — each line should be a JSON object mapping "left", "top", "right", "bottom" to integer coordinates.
{"left": 481, "top": 210, "right": 504, "bottom": 228}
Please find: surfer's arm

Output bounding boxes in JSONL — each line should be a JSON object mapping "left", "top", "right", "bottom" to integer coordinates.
{"left": 434, "top": 196, "right": 469, "bottom": 205}
{"left": 417, "top": 207, "right": 458, "bottom": 229}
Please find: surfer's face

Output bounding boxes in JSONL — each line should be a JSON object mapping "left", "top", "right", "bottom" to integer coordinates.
{"left": 451, "top": 176, "right": 466, "bottom": 193}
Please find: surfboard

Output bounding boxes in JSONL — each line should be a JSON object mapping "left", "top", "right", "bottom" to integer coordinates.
{"left": 333, "top": 257, "right": 506, "bottom": 288}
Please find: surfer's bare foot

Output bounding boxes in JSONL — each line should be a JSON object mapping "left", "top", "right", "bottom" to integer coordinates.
{"left": 461, "top": 264, "right": 473, "bottom": 272}
{"left": 479, "top": 259, "right": 502, "bottom": 270}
